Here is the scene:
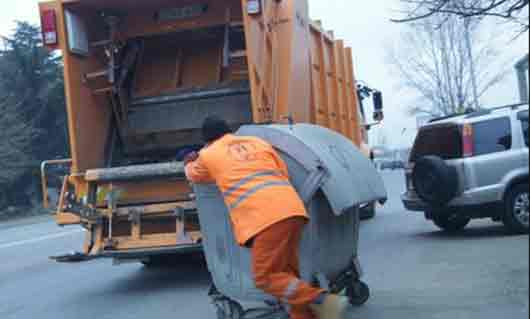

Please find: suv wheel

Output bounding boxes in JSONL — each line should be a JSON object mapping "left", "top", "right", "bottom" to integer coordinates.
{"left": 431, "top": 213, "right": 470, "bottom": 232}
{"left": 503, "top": 184, "right": 529, "bottom": 234}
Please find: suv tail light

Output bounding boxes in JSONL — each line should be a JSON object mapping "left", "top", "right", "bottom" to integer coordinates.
{"left": 462, "top": 123, "right": 474, "bottom": 157}
{"left": 41, "top": 10, "right": 58, "bottom": 45}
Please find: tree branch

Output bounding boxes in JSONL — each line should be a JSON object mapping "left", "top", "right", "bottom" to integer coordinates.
{"left": 392, "top": 0, "right": 529, "bottom": 34}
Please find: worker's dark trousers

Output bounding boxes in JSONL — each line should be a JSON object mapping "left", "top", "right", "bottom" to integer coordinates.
{"left": 251, "top": 217, "right": 325, "bottom": 319}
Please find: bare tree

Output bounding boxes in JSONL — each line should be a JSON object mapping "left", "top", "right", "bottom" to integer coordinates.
{"left": 388, "top": 15, "right": 507, "bottom": 116}
{"left": 393, "top": 0, "right": 529, "bottom": 33}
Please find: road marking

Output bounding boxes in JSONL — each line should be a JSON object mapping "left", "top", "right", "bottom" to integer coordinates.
{"left": 0, "top": 230, "right": 84, "bottom": 250}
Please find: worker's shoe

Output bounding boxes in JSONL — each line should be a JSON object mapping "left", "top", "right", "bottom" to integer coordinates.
{"left": 309, "top": 294, "right": 349, "bottom": 319}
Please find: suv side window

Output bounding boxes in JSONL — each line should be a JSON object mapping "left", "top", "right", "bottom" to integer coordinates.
{"left": 519, "top": 110, "right": 529, "bottom": 147}
{"left": 473, "top": 117, "right": 512, "bottom": 156}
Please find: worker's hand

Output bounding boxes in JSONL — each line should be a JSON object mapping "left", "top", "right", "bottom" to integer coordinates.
{"left": 184, "top": 151, "right": 199, "bottom": 165}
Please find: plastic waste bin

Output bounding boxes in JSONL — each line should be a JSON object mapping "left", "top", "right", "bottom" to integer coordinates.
{"left": 194, "top": 124, "right": 387, "bottom": 319}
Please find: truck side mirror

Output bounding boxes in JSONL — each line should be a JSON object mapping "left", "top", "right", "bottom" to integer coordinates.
{"left": 373, "top": 91, "right": 384, "bottom": 122}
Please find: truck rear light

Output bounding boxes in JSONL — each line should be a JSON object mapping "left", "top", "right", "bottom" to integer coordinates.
{"left": 41, "top": 10, "right": 58, "bottom": 45}
{"left": 462, "top": 123, "right": 474, "bottom": 157}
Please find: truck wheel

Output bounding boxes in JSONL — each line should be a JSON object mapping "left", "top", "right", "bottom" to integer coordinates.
{"left": 141, "top": 257, "right": 163, "bottom": 268}
{"left": 413, "top": 156, "right": 458, "bottom": 206}
{"left": 141, "top": 254, "right": 176, "bottom": 267}
{"left": 503, "top": 184, "right": 529, "bottom": 234}
{"left": 432, "top": 213, "right": 470, "bottom": 233}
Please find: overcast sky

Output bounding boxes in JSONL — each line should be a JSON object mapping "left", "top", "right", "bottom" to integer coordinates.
{"left": 1, "top": 0, "right": 528, "bottom": 147}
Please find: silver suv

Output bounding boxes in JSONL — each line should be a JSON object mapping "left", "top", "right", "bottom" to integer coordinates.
{"left": 402, "top": 104, "right": 529, "bottom": 234}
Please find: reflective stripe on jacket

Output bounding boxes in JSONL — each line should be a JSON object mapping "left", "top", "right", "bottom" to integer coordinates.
{"left": 185, "top": 134, "right": 308, "bottom": 245}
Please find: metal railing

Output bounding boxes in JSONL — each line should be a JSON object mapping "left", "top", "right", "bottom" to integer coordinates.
{"left": 41, "top": 159, "right": 72, "bottom": 209}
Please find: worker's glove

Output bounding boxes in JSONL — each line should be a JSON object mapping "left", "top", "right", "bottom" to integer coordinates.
{"left": 183, "top": 151, "right": 199, "bottom": 165}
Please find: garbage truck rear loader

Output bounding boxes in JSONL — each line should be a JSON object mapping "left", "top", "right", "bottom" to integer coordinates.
{"left": 38, "top": 0, "right": 384, "bottom": 264}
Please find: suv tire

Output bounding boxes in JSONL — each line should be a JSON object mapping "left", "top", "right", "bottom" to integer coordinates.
{"left": 503, "top": 183, "right": 529, "bottom": 234}
{"left": 413, "top": 156, "right": 459, "bottom": 206}
{"left": 432, "top": 213, "right": 470, "bottom": 232}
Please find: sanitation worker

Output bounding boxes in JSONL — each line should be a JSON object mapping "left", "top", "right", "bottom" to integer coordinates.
{"left": 184, "top": 116, "right": 349, "bottom": 319}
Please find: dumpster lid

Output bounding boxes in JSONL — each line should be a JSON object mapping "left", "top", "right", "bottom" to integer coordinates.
{"left": 237, "top": 124, "right": 387, "bottom": 216}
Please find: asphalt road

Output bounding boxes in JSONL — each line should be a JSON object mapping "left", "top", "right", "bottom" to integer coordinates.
{"left": 0, "top": 171, "right": 528, "bottom": 319}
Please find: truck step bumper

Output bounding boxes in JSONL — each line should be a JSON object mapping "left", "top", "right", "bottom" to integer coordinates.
{"left": 101, "top": 244, "right": 202, "bottom": 260}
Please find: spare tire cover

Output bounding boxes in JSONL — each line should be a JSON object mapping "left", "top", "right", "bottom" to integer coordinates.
{"left": 412, "top": 156, "right": 458, "bottom": 206}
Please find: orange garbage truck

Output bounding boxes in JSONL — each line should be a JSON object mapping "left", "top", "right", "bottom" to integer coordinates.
{"left": 39, "top": 0, "right": 384, "bottom": 264}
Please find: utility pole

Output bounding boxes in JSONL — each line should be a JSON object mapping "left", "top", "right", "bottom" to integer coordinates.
{"left": 464, "top": 18, "right": 480, "bottom": 110}
{"left": 515, "top": 53, "right": 529, "bottom": 103}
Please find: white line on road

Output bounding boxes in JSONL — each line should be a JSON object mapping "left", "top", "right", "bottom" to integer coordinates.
{"left": 0, "top": 230, "right": 84, "bottom": 250}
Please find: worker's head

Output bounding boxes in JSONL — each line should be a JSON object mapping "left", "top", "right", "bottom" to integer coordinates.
{"left": 202, "top": 116, "right": 232, "bottom": 143}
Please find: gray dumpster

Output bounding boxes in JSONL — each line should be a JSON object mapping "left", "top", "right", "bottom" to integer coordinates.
{"left": 193, "top": 124, "right": 387, "bottom": 319}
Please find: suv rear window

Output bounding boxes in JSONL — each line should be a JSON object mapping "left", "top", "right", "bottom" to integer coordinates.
{"left": 410, "top": 124, "right": 463, "bottom": 161}
{"left": 473, "top": 117, "right": 512, "bottom": 156}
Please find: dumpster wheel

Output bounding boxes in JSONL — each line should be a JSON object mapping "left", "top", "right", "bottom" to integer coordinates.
{"left": 346, "top": 280, "right": 370, "bottom": 306}
{"left": 214, "top": 296, "right": 244, "bottom": 319}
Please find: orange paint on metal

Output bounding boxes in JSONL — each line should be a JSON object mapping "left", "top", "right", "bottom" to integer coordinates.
{"left": 97, "top": 180, "right": 192, "bottom": 206}
{"left": 110, "top": 232, "right": 201, "bottom": 250}
{"left": 345, "top": 47, "right": 363, "bottom": 146}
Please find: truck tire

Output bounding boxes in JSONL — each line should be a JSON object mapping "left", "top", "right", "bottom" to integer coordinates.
{"left": 432, "top": 213, "right": 470, "bottom": 233}
{"left": 141, "top": 256, "right": 168, "bottom": 268}
{"left": 141, "top": 254, "right": 179, "bottom": 267}
{"left": 503, "top": 184, "right": 529, "bottom": 234}
{"left": 412, "top": 156, "right": 459, "bottom": 206}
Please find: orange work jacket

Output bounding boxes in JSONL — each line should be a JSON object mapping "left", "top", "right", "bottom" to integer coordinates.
{"left": 185, "top": 134, "right": 308, "bottom": 245}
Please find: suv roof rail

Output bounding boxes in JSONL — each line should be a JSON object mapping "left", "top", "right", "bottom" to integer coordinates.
{"left": 464, "top": 103, "right": 528, "bottom": 119}
{"left": 489, "top": 102, "right": 528, "bottom": 111}
{"left": 429, "top": 108, "right": 475, "bottom": 123}
{"left": 429, "top": 103, "right": 529, "bottom": 123}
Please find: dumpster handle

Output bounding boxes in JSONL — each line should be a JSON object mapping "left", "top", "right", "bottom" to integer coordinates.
{"left": 299, "top": 166, "right": 328, "bottom": 204}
